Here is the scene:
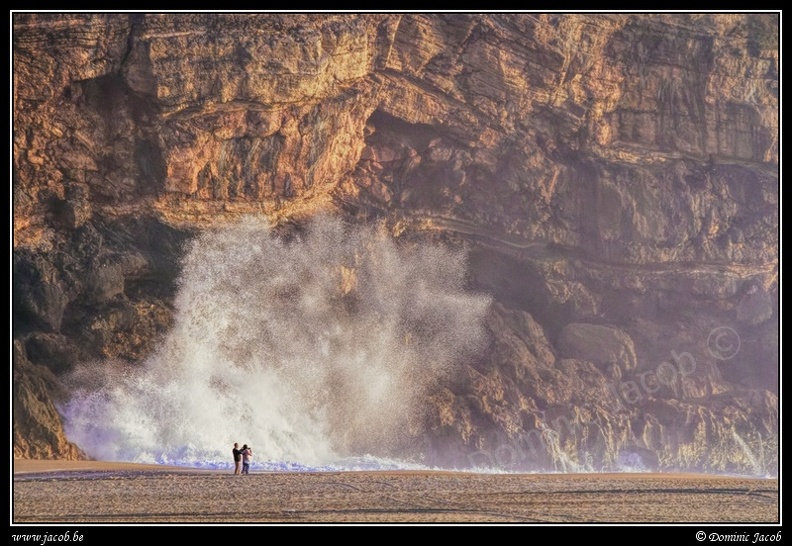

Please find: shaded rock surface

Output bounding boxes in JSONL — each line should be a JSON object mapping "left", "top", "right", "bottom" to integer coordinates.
{"left": 557, "top": 323, "right": 637, "bottom": 373}
{"left": 13, "top": 13, "right": 778, "bottom": 474}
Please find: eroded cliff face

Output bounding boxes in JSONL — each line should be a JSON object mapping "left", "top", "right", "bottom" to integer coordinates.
{"left": 13, "top": 13, "right": 778, "bottom": 473}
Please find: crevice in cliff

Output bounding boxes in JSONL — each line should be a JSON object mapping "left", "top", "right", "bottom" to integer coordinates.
{"left": 372, "top": 15, "right": 401, "bottom": 70}
{"left": 379, "top": 69, "right": 499, "bottom": 131}
{"left": 118, "top": 13, "right": 143, "bottom": 70}
{"left": 367, "top": 109, "right": 442, "bottom": 152}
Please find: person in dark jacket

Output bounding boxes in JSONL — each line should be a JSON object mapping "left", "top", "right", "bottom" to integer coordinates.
{"left": 232, "top": 443, "right": 243, "bottom": 475}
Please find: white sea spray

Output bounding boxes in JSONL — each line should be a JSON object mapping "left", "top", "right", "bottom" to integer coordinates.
{"left": 61, "top": 215, "right": 491, "bottom": 468}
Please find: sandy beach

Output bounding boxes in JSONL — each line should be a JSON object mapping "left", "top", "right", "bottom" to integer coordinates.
{"left": 12, "top": 460, "right": 779, "bottom": 524}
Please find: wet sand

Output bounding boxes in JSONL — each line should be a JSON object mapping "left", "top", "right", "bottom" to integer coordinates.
{"left": 12, "top": 460, "right": 779, "bottom": 523}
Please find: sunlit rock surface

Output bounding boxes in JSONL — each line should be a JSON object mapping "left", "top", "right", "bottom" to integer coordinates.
{"left": 13, "top": 13, "right": 777, "bottom": 474}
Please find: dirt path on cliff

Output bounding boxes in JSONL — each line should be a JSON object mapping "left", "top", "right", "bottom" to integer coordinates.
{"left": 414, "top": 214, "right": 777, "bottom": 276}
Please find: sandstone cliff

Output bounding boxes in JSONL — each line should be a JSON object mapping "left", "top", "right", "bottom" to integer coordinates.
{"left": 13, "top": 13, "right": 778, "bottom": 474}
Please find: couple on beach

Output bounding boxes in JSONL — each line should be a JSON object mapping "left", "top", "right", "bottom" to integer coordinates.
{"left": 232, "top": 443, "right": 253, "bottom": 475}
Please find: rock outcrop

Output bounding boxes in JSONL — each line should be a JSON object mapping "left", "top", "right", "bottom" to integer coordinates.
{"left": 13, "top": 13, "right": 778, "bottom": 474}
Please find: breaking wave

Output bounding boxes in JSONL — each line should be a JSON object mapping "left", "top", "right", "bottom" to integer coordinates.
{"left": 61, "top": 215, "right": 491, "bottom": 469}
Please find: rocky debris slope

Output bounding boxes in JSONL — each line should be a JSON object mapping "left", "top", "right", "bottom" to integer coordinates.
{"left": 13, "top": 13, "right": 778, "bottom": 473}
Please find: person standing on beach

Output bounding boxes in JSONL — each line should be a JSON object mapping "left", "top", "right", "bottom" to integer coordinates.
{"left": 241, "top": 444, "right": 253, "bottom": 474}
{"left": 232, "top": 443, "right": 243, "bottom": 475}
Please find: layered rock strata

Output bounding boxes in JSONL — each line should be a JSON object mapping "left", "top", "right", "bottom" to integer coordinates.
{"left": 13, "top": 13, "right": 778, "bottom": 473}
